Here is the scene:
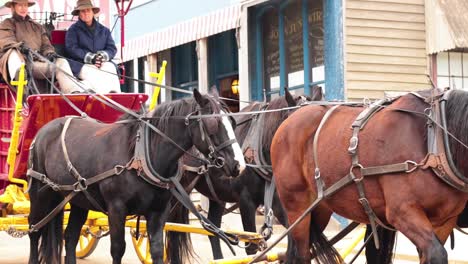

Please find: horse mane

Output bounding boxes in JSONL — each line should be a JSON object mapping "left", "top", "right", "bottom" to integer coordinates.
{"left": 262, "top": 97, "right": 291, "bottom": 150}
{"left": 117, "top": 94, "right": 224, "bottom": 154}
{"left": 446, "top": 90, "right": 468, "bottom": 175}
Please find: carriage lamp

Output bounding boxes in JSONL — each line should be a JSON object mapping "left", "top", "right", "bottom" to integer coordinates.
{"left": 231, "top": 79, "right": 239, "bottom": 95}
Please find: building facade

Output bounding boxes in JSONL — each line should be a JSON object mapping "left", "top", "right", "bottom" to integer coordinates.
{"left": 11, "top": 0, "right": 457, "bottom": 106}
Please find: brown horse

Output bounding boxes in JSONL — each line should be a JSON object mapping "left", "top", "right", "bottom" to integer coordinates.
{"left": 270, "top": 89, "right": 468, "bottom": 263}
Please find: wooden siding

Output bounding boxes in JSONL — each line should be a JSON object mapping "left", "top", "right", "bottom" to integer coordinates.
{"left": 345, "top": 0, "right": 430, "bottom": 100}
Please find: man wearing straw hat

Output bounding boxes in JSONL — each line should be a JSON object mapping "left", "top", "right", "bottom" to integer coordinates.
{"left": 0, "top": 0, "right": 84, "bottom": 93}
{"left": 65, "top": 0, "right": 121, "bottom": 93}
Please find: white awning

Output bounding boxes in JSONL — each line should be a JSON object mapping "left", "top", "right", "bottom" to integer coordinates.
{"left": 119, "top": 4, "right": 241, "bottom": 62}
{"left": 426, "top": 0, "right": 468, "bottom": 54}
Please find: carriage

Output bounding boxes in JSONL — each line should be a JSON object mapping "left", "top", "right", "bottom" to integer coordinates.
{"left": 0, "top": 1, "right": 274, "bottom": 262}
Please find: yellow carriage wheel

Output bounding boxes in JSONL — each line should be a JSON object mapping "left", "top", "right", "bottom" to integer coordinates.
{"left": 76, "top": 227, "right": 103, "bottom": 259}
{"left": 131, "top": 227, "right": 152, "bottom": 264}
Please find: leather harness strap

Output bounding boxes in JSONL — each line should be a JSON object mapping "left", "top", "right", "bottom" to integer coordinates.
{"left": 312, "top": 99, "right": 413, "bottom": 249}
{"left": 60, "top": 117, "right": 109, "bottom": 214}
{"left": 29, "top": 191, "right": 77, "bottom": 233}
{"left": 242, "top": 103, "right": 272, "bottom": 181}
{"left": 27, "top": 117, "right": 132, "bottom": 233}
{"left": 130, "top": 124, "right": 173, "bottom": 189}
{"left": 422, "top": 90, "right": 468, "bottom": 192}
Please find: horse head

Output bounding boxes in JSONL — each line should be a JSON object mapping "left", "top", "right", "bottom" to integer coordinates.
{"left": 190, "top": 88, "right": 246, "bottom": 177}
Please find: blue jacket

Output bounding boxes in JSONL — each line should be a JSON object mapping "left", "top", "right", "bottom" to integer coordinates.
{"left": 65, "top": 18, "right": 117, "bottom": 76}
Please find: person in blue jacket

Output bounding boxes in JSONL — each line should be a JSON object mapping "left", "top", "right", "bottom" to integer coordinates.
{"left": 65, "top": 0, "right": 120, "bottom": 93}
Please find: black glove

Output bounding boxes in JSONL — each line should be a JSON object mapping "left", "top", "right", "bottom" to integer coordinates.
{"left": 18, "top": 42, "right": 30, "bottom": 54}
{"left": 91, "top": 54, "right": 103, "bottom": 64}
{"left": 46, "top": 53, "right": 58, "bottom": 62}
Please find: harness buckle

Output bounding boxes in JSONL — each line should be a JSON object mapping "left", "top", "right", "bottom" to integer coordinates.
{"left": 197, "top": 165, "right": 208, "bottom": 175}
{"left": 314, "top": 168, "right": 321, "bottom": 179}
{"left": 51, "top": 184, "right": 60, "bottom": 192}
{"left": 114, "top": 165, "right": 125, "bottom": 175}
{"left": 350, "top": 164, "right": 364, "bottom": 182}
{"left": 214, "top": 157, "right": 225, "bottom": 168}
{"left": 73, "top": 178, "right": 88, "bottom": 192}
{"left": 348, "top": 136, "right": 359, "bottom": 154}
{"left": 405, "top": 160, "right": 419, "bottom": 173}
{"left": 208, "top": 146, "right": 215, "bottom": 159}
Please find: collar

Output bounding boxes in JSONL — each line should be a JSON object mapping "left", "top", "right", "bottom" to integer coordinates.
{"left": 12, "top": 13, "right": 31, "bottom": 22}
{"left": 78, "top": 18, "right": 97, "bottom": 28}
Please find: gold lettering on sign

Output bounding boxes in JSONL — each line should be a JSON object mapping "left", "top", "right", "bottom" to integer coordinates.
{"left": 308, "top": 9, "right": 322, "bottom": 25}
{"left": 268, "top": 29, "right": 279, "bottom": 40}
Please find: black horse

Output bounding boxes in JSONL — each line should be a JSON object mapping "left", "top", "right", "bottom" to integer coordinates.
{"left": 167, "top": 87, "right": 323, "bottom": 261}
{"left": 27, "top": 89, "right": 245, "bottom": 264}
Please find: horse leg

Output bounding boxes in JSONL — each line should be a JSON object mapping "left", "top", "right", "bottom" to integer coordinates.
{"left": 64, "top": 205, "right": 89, "bottom": 264}
{"left": 28, "top": 180, "right": 44, "bottom": 264}
{"left": 286, "top": 211, "right": 312, "bottom": 264}
{"left": 239, "top": 190, "right": 260, "bottom": 255}
{"left": 207, "top": 199, "right": 226, "bottom": 259}
{"left": 108, "top": 204, "right": 127, "bottom": 264}
{"left": 387, "top": 206, "right": 452, "bottom": 264}
{"left": 285, "top": 203, "right": 339, "bottom": 264}
{"left": 147, "top": 203, "right": 171, "bottom": 264}
{"left": 364, "top": 225, "right": 397, "bottom": 264}
{"left": 272, "top": 192, "right": 288, "bottom": 227}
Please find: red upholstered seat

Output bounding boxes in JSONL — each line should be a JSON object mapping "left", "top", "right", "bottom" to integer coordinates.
{"left": 51, "top": 30, "right": 67, "bottom": 56}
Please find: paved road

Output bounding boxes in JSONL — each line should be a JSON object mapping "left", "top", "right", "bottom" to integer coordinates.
{"left": 1, "top": 213, "right": 468, "bottom": 263}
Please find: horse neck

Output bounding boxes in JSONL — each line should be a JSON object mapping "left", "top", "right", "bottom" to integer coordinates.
{"left": 234, "top": 103, "right": 260, "bottom": 146}
{"left": 262, "top": 106, "right": 289, "bottom": 161}
{"left": 149, "top": 121, "right": 193, "bottom": 177}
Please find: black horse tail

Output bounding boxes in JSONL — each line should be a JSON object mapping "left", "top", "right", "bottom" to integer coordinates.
{"left": 165, "top": 202, "right": 196, "bottom": 264}
{"left": 310, "top": 216, "right": 343, "bottom": 264}
{"left": 28, "top": 136, "right": 64, "bottom": 264}
{"left": 365, "top": 225, "right": 396, "bottom": 264}
{"left": 37, "top": 209, "right": 64, "bottom": 263}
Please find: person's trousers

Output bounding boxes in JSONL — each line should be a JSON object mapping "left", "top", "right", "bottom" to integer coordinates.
{"left": 79, "top": 62, "right": 121, "bottom": 93}
{"left": 8, "top": 50, "right": 85, "bottom": 93}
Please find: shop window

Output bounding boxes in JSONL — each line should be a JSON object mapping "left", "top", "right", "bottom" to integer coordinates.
{"left": 171, "top": 42, "right": 198, "bottom": 99}
{"left": 257, "top": 0, "right": 324, "bottom": 100}
{"left": 208, "top": 30, "right": 239, "bottom": 111}
{"left": 138, "top": 57, "right": 146, "bottom": 93}
{"left": 437, "top": 51, "right": 468, "bottom": 90}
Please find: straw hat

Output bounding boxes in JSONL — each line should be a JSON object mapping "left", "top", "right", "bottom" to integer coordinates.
{"left": 71, "top": 0, "right": 100, "bottom": 16}
{"left": 4, "top": 0, "right": 35, "bottom": 8}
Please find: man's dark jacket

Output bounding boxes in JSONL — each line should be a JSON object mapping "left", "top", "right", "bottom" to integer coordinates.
{"left": 65, "top": 18, "right": 117, "bottom": 76}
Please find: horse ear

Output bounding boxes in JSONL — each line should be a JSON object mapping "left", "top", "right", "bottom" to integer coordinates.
{"left": 284, "top": 86, "right": 295, "bottom": 107}
{"left": 193, "top": 88, "right": 209, "bottom": 107}
{"left": 310, "top": 85, "right": 324, "bottom": 101}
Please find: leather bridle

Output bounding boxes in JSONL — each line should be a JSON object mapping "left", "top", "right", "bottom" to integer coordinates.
{"left": 184, "top": 107, "right": 238, "bottom": 169}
